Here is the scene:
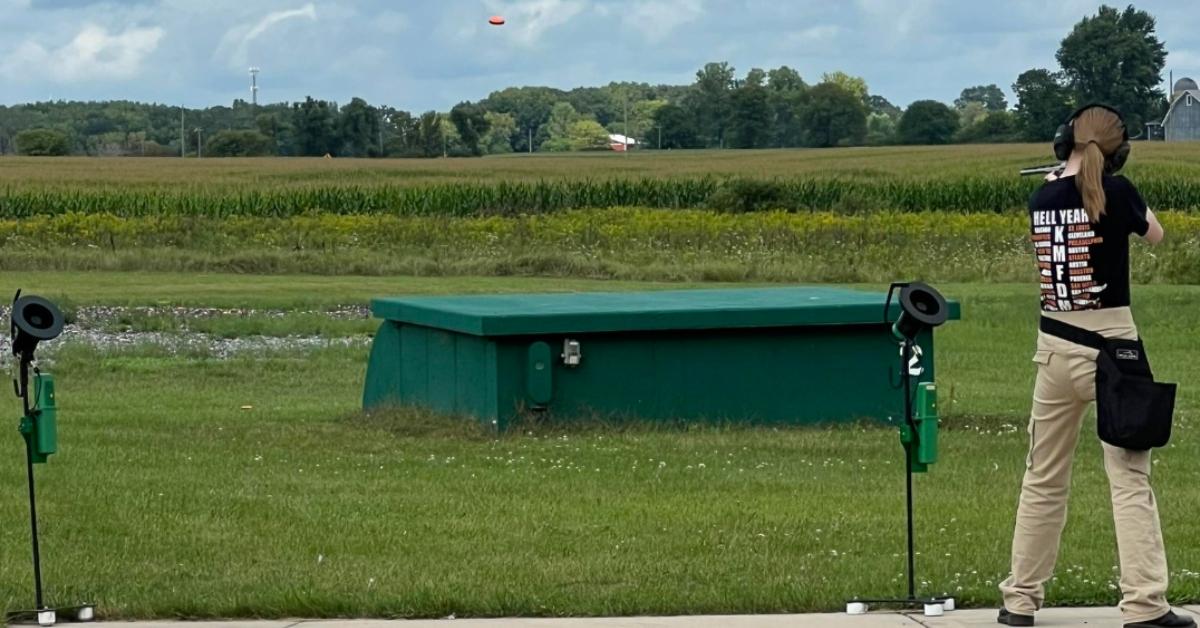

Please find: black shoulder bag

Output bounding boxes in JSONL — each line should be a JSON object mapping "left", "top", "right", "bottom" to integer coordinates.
{"left": 1040, "top": 317, "right": 1176, "bottom": 450}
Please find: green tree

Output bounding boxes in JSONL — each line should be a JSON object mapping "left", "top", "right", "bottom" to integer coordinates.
{"left": 958, "top": 101, "right": 989, "bottom": 129}
{"left": 767, "top": 66, "right": 805, "bottom": 92}
{"left": 481, "top": 111, "right": 517, "bottom": 154}
{"left": 14, "top": 128, "right": 70, "bottom": 156}
{"left": 381, "top": 110, "right": 423, "bottom": 157}
{"left": 955, "top": 84, "right": 1008, "bottom": 112}
{"left": 1056, "top": 4, "right": 1166, "bottom": 130}
{"left": 797, "top": 82, "right": 867, "bottom": 148}
{"left": 955, "top": 111, "right": 1019, "bottom": 143}
{"left": 626, "top": 99, "right": 665, "bottom": 144}
{"left": 255, "top": 113, "right": 279, "bottom": 138}
{"left": 449, "top": 101, "right": 490, "bottom": 156}
{"left": 339, "top": 97, "right": 380, "bottom": 157}
{"left": 689, "top": 61, "right": 736, "bottom": 147}
{"left": 417, "top": 111, "right": 442, "bottom": 158}
{"left": 729, "top": 69, "right": 772, "bottom": 148}
{"left": 821, "top": 71, "right": 869, "bottom": 102}
{"left": 898, "top": 100, "right": 960, "bottom": 145}
{"left": 652, "top": 102, "right": 698, "bottom": 149}
{"left": 1012, "top": 69, "right": 1074, "bottom": 141}
{"left": 483, "top": 86, "right": 564, "bottom": 152}
{"left": 205, "top": 130, "right": 275, "bottom": 157}
{"left": 292, "top": 97, "right": 339, "bottom": 156}
{"left": 767, "top": 66, "right": 807, "bottom": 147}
{"left": 540, "top": 102, "right": 582, "bottom": 152}
{"left": 866, "top": 113, "right": 897, "bottom": 146}
{"left": 440, "top": 117, "right": 470, "bottom": 157}
{"left": 566, "top": 87, "right": 617, "bottom": 126}
{"left": 567, "top": 120, "right": 611, "bottom": 151}
{"left": 866, "top": 95, "right": 901, "bottom": 118}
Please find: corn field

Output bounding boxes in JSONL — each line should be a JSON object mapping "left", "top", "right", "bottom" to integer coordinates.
{"left": 1, "top": 143, "right": 1199, "bottom": 217}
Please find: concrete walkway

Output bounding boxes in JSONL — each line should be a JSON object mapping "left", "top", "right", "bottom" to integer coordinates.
{"left": 95, "top": 606, "right": 1200, "bottom": 628}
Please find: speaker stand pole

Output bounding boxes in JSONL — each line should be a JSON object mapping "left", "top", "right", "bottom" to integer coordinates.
{"left": 9, "top": 357, "right": 52, "bottom": 626}
{"left": 902, "top": 338, "right": 916, "bottom": 601}
{"left": 844, "top": 338, "right": 950, "bottom": 617}
{"left": 9, "top": 360, "right": 92, "bottom": 627}
{"left": 25, "top": 414, "right": 46, "bottom": 612}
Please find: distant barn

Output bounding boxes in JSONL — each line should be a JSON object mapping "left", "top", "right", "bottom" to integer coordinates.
{"left": 1162, "top": 77, "right": 1200, "bottom": 142}
{"left": 608, "top": 133, "right": 638, "bottom": 152}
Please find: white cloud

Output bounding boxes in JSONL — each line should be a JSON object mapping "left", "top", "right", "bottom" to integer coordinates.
{"left": 215, "top": 3, "right": 318, "bottom": 69}
{"left": 599, "top": 0, "right": 705, "bottom": 43}
{"left": 374, "top": 10, "right": 409, "bottom": 35}
{"left": 852, "top": 0, "right": 936, "bottom": 45}
{"left": 484, "top": 0, "right": 587, "bottom": 47}
{"left": 785, "top": 24, "right": 839, "bottom": 48}
{"left": 1, "top": 23, "right": 163, "bottom": 82}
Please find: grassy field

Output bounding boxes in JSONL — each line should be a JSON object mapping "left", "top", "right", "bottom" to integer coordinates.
{"left": 1, "top": 144, "right": 1196, "bottom": 619}
{"left": 1, "top": 272, "right": 1198, "bottom": 619}
{"left": 2, "top": 144, "right": 1200, "bottom": 217}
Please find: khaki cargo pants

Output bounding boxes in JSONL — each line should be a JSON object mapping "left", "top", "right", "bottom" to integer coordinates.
{"left": 999, "top": 307, "right": 1170, "bottom": 624}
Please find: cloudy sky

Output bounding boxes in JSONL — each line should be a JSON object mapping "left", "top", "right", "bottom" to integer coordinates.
{"left": 0, "top": 0, "right": 1197, "bottom": 111}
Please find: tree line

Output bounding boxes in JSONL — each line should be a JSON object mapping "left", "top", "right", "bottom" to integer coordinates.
{"left": 1, "top": 4, "right": 1168, "bottom": 157}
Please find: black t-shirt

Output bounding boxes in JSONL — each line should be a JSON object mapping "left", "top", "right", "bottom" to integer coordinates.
{"left": 1029, "top": 175, "right": 1150, "bottom": 312}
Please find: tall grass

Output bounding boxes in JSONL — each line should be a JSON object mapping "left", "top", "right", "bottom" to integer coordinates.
{"left": 2, "top": 208, "right": 1197, "bottom": 283}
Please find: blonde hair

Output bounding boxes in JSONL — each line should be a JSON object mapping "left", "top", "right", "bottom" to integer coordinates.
{"left": 1071, "top": 107, "right": 1126, "bottom": 222}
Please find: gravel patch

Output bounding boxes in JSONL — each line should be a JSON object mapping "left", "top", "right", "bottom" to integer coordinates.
{"left": 0, "top": 305, "right": 373, "bottom": 359}
{"left": 69, "top": 305, "right": 371, "bottom": 327}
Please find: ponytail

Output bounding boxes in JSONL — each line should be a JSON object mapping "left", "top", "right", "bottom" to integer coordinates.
{"left": 1068, "top": 107, "right": 1126, "bottom": 223}
{"left": 1076, "top": 140, "right": 1107, "bottom": 222}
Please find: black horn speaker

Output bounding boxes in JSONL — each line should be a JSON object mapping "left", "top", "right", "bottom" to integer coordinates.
{"left": 892, "top": 282, "right": 948, "bottom": 341}
{"left": 11, "top": 294, "right": 63, "bottom": 359}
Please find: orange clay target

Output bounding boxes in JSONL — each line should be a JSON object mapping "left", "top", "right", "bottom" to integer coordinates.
{"left": 489, "top": 16, "right": 505, "bottom": 25}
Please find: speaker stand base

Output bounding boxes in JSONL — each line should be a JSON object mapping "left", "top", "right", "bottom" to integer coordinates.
{"left": 846, "top": 596, "right": 955, "bottom": 617}
{"left": 7, "top": 605, "right": 95, "bottom": 626}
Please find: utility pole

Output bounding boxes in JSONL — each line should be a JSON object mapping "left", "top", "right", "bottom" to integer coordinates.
{"left": 180, "top": 108, "right": 185, "bottom": 158}
{"left": 528, "top": 127, "right": 533, "bottom": 154}
{"left": 623, "top": 93, "right": 629, "bottom": 155}
{"left": 194, "top": 128, "right": 203, "bottom": 158}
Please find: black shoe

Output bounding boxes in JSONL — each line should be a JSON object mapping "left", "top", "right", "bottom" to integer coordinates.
{"left": 1126, "top": 611, "right": 1198, "bottom": 628}
{"left": 999, "top": 607, "right": 1035, "bottom": 626}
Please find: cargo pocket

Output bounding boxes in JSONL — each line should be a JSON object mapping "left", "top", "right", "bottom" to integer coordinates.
{"left": 1027, "top": 351, "right": 1053, "bottom": 468}
{"left": 1026, "top": 418, "right": 1037, "bottom": 469}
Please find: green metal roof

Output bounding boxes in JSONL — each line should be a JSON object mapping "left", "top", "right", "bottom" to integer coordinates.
{"left": 371, "top": 287, "right": 962, "bottom": 337}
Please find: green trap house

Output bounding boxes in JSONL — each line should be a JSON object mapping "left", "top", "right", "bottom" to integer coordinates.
{"left": 363, "top": 287, "right": 960, "bottom": 429}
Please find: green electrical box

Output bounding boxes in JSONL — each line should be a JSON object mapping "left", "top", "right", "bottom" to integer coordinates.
{"left": 900, "top": 381, "right": 939, "bottom": 473}
{"left": 18, "top": 373, "right": 58, "bottom": 464}
{"left": 915, "top": 382, "right": 938, "bottom": 466}
{"left": 363, "top": 287, "right": 960, "bottom": 429}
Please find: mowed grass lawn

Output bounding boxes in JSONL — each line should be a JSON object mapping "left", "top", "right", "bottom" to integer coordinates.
{"left": 1, "top": 272, "right": 1198, "bottom": 619}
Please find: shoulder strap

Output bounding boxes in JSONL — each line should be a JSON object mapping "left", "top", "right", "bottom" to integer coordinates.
{"left": 1039, "top": 316, "right": 1107, "bottom": 350}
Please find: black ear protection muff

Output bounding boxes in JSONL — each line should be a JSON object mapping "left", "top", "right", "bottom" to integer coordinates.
{"left": 1052, "top": 103, "right": 1131, "bottom": 174}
